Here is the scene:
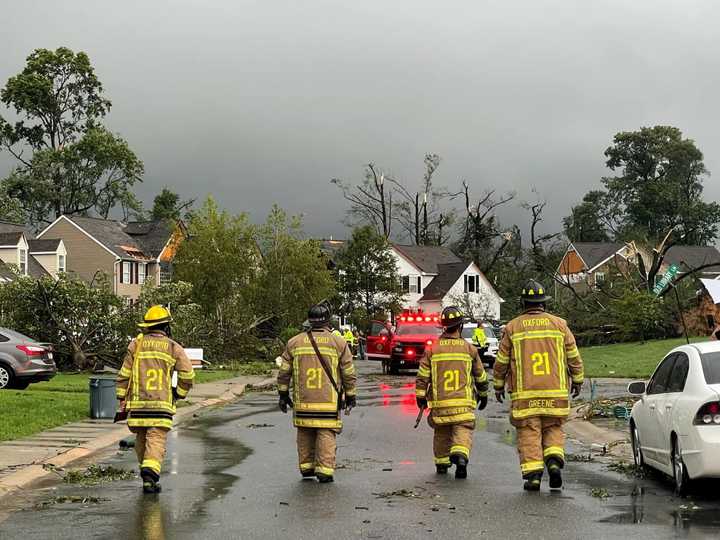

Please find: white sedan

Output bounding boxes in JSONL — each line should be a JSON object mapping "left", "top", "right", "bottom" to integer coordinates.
{"left": 629, "top": 341, "right": 720, "bottom": 494}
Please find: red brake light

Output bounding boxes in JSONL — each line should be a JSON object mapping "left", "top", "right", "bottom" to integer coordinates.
{"left": 406, "top": 349, "right": 415, "bottom": 357}
{"left": 16, "top": 345, "right": 45, "bottom": 357}
{"left": 695, "top": 402, "right": 720, "bottom": 425}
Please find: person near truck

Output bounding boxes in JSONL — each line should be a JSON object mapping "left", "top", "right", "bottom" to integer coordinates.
{"left": 277, "top": 303, "right": 357, "bottom": 483}
{"left": 415, "top": 306, "right": 488, "bottom": 479}
{"left": 116, "top": 305, "right": 195, "bottom": 493}
{"left": 493, "top": 280, "right": 584, "bottom": 491}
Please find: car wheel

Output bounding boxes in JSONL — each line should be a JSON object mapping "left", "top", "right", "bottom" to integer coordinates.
{"left": 672, "top": 437, "right": 691, "bottom": 496}
{"left": 631, "top": 422, "right": 645, "bottom": 468}
{"left": 0, "top": 365, "right": 13, "bottom": 389}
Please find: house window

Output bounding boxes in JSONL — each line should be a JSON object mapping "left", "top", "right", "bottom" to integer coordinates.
{"left": 138, "top": 263, "right": 146, "bottom": 285}
{"left": 122, "top": 262, "right": 132, "bottom": 284}
{"left": 465, "top": 275, "right": 479, "bottom": 293}
{"left": 58, "top": 254, "right": 66, "bottom": 273}
{"left": 595, "top": 272, "right": 606, "bottom": 285}
{"left": 402, "top": 275, "right": 421, "bottom": 294}
{"left": 19, "top": 249, "right": 27, "bottom": 275}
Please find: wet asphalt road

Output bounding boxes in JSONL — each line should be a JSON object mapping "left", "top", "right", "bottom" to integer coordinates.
{"left": 2, "top": 362, "right": 720, "bottom": 539}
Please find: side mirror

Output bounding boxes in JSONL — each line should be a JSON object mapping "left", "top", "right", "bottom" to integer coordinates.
{"left": 627, "top": 381, "right": 647, "bottom": 396}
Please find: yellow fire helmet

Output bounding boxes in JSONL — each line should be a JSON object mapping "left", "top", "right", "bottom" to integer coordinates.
{"left": 138, "top": 305, "right": 173, "bottom": 328}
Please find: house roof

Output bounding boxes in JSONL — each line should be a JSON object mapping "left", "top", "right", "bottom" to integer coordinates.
{"left": 569, "top": 242, "right": 626, "bottom": 271}
{"left": 420, "top": 262, "right": 469, "bottom": 301}
{"left": 0, "top": 231, "right": 24, "bottom": 246}
{"left": 664, "top": 245, "right": 720, "bottom": 274}
{"left": 67, "top": 216, "right": 152, "bottom": 260}
{"left": 392, "top": 244, "right": 462, "bottom": 274}
{"left": 124, "top": 220, "right": 178, "bottom": 258}
{"left": 0, "top": 221, "right": 32, "bottom": 236}
{"left": 28, "top": 239, "right": 62, "bottom": 252}
{"left": 27, "top": 255, "right": 51, "bottom": 279}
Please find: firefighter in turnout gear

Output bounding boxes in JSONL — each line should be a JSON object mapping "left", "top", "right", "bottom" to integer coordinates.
{"left": 277, "top": 303, "right": 357, "bottom": 483}
{"left": 494, "top": 280, "right": 584, "bottom": 491}
{"left": 415, "top": 306, "right": 488, "bottom": 479}
{"left": 116, "top": 305, "right": 195, "bottom": 493}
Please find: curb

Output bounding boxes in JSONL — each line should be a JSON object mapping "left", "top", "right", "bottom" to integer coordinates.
{"left": 0, "top": 376, "right": 276, "bottom": 500}
{"left": 565, "top": 407, "right": 632, "bottom": 460}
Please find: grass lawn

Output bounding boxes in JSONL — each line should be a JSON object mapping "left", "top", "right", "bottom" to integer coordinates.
{"left": 581, "top": 336, "right": 706, "bottom": 379}
{"left": 0, "top": 362, "right": 272, "bottom": 441}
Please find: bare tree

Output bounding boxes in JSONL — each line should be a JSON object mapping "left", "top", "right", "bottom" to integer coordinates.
{"left": 523, "top": 195, "right": 561, "bottom": 273}
{"left": 332, "top": 163, "right": 393, "bottom": 238}
{"left": 452, "top": 180, "right": 515, "bottom": 273}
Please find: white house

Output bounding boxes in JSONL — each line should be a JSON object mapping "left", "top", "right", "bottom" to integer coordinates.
{"left": 392, "top": 244, "right": 503, "bottom": 320}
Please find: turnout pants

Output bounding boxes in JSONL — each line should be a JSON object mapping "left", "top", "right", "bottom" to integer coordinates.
{"left": 297, "top": 427, "right": 337, "bottom": 477}
{"left": 130, "top": 426, "right": 170, "bottom": 475}
{"left": 515, "top": 417, "right": 565, "bottom": 478}
{"left": 432, "top": 422, "right": 474, "bottom": 466}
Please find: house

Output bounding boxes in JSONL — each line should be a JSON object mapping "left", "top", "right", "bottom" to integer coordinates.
{"left": 0, "top": 222, "right": 66, "bottom": 280}
{"left": 319, "top": 239, "right": 503, "bottom": 320}
{"left": 37, "top": 215, "right": 186, "bottom": 302}
{"left": 556, "top": 241, "right": 720, "bottom": 292}
{"left": 392, "top": 244, "right": 503, "bottom": 320}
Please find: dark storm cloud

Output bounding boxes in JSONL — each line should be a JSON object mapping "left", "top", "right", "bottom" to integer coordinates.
{"left": 2, "top": 0, "right": 719, "bottom": 240}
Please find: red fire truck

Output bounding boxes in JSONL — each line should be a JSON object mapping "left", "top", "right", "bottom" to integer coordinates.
{"left": 367, "top": 311, "right": 442, "bottom": 374}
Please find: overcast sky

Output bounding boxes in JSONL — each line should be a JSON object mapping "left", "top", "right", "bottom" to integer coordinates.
{"left": 2, "top": 0, "right": 719, "bottom": 242}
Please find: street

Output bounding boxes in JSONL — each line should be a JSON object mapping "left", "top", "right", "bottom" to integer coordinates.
{"left": 2, "top": 362, "right": 720, "bottom": 540}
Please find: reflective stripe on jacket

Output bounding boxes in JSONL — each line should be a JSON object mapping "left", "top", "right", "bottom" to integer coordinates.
{"left": 493, "top": 308, "right": 583, "bottom": 421}
{"left": 415, "top": 334, "right": 488, "bottom": 426}
{"left": 277, "top": 328, "right": 357, "bottom": 429}
{"left": 116, "top": 331, "right": 195, "bottom": 428}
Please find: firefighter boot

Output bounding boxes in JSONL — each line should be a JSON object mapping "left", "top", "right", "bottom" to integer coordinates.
{"left": 547, "top": 458, "right": 563, "bottom": 490}
{"left": 141, "top": 468, "right": 161, "bottom": 494}
{"left": 301, "top": 470, "right": 316, "bottom": 479}
{"left": 436, "top": 464, "right": 449, "bottom": 475}
{"left": 523, "top": 472, "right": 542, "bottom": 492}
{"left": 450, "top": 455, "right": 468, "bottom": 479}
{"left": 316, "top": 473, "right": 334, "bottom": 483}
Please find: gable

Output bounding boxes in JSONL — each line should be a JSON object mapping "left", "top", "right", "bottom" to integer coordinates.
{"left": 557, "top": 249, "right": 587, "bottom": 275}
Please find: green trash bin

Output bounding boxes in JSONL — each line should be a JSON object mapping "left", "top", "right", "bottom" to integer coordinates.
{"left": 89, "top": 375, "right": 118, "bottom": 419}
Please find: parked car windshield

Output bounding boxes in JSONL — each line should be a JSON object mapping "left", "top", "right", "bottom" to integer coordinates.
{"left": 700, "top": 352, "right": 720, "bottom": 384}
{"left": 396, "top": 325, "right": 442, "bottom": 336}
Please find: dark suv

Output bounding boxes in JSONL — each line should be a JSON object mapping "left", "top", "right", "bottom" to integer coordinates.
{"left": 0, "top": 328, "right": 56, "bottom": 390}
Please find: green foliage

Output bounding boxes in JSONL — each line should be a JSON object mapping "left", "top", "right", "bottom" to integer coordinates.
{"left": 252, "top": 205, "right": 336, "bottom": 330}
{"left": 335, "top": 226, "right": 404, "bottom": 329}
{"left": 0, "top": 47, "right": 143, "bottom": 224}
{"left": 602, "top": 126, "right": 720, "bottom": 245}
{"left": 151, "top": 187, "right": 194, "bottom": 221}
{"left": 609, "top": 288, "right": 675, "bottom": 342}
{"left": 0, "top": 274, "right": 127, "bottom": 369}
{"left": 563, "top": 190, "right": 611, "bottom": 242}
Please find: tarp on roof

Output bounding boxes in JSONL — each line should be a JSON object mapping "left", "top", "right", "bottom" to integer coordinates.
{"left": 392, "top": 244, "right": 462, "bottom": 274}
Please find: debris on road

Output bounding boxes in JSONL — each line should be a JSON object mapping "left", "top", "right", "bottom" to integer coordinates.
{"left": 247, "top": 423, "right": 274, "bottom": 429}
{"left": 62, "top": 464, "right": 135, "bottom": 486}
{"left": 35, "top": 496, "right": 109, "bottom": 509}
{"left": 591, "top": 488, "right": 611, "bottom": 499}
{"left": 566, "top": 453, "right": 594, "bottom": 462}
{"left": 606, "top": 461, "right": 646, "bottom": 478}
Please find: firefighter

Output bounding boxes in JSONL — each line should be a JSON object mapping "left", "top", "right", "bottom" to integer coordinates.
{"left": 116, "top": 305, "right": 195, "bottom": 494}
{"left": 493, "top": 280, "right": 584, "bottom": 491}
{"left": 277, "top": 303, "right": 357, "bottom": 483}
{"left": 472, "top": 325, "right": 488, "bottom": 350}
{"left": 415, "top": 306, "right": 488, "bottom": 479}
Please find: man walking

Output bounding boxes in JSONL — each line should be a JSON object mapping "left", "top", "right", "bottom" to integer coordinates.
{"left": 277, "top": 303, "right": 357, "bottom": 483}
{"left": 493, "top": 280, "right": 584, "bottom": 491}
{"left": 116, "top": 305, "right": 194, "bottom": 493}
{"left": 415, "top": 306, "right": 488, "bottom": 479}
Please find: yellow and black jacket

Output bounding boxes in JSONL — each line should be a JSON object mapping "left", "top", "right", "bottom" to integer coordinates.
{"left": 277, "top": 328, "right": 357, "bottom": 429}
{"left": 493, "top": 308, "right": 584, "bottom": 423}
{"left": 415, "top": 334, "right": 488, "bottom": 425}
{"left": 116, "top": 331, "right": 195, "bottom": 429}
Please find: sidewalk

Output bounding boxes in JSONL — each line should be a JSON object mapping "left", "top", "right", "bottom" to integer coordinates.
{"left": 0, "top": 374, "right": 276, "bottom": 499}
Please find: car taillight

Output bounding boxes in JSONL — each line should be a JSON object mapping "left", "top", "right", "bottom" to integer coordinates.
{"left": 406, "top": 349, "right": 415, "bottom": 357}
{"left": 695, "top": 402, "right": 720, "bottom": 425}
{"left": 17, "top": 345, "right": 46, "bottom": 357}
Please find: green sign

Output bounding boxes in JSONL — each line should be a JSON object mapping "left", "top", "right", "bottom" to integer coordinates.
{"left": 653, "top": 263, "right": 679, "bottom": 296}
